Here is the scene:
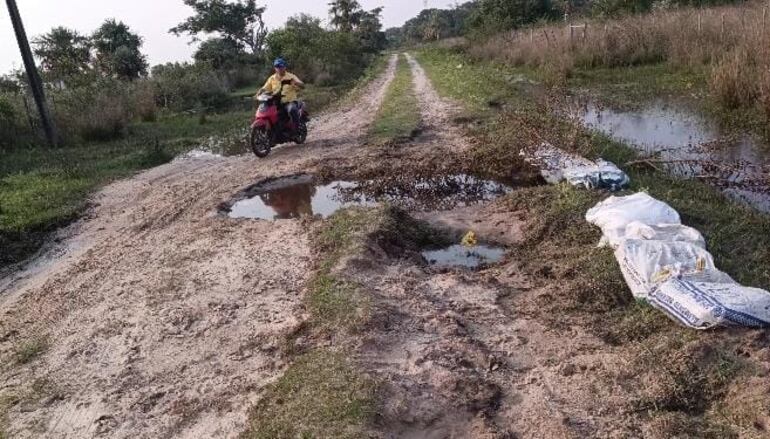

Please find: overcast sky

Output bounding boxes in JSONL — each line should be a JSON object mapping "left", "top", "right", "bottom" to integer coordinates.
{"left": 0, "top": 0, "right": 458, "bottom": 74}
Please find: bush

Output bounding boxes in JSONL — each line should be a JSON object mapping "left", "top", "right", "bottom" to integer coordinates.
{"left": 0, "top": 93, "right": 34, "bottom": 149}
{"left": 151, "top": 63, "right": 231, "bottom": 112}
{"left": 51, "top": 78, "right": 136, "bottom": 142}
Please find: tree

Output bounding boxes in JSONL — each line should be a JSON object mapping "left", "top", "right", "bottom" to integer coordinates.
{"left": 194, "top": 37, "right": 247, "bottom": 69}
{"left": 171, "top": 0, "right": 268, "bottom": 54}
{"left": 466, "top": 0, "right": 559, "bottom": 35}
{"left": 32, "top": 27, "right": 92, "bottom": 83}
{"left": 92, "top": 19, "right": 148, "bottom": 79}
{"left": 357, "top": 7, "right": 386, "bottom": 52}
{"left": 265, "top": 13, "right": 369, "bottom": 85}
{"left": 329, "top": 0, "right": 362, "bottom": 33}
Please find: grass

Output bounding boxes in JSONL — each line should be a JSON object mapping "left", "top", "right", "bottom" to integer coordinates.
{"left": 0, "top": 109, "right": 249, "bottom": 270}
{"left": 414, "top": 48, "right": 533, "bottom": 114}
{"left": 12, "top": 338, "right": 48, "bottom": 365}
{"left": 367, "top": 54, "right": 420, "bottom": 144}
{"left": 240, "top": 350, "right": 376, "bottom": 439}
{"left": 307, "top": 207, "right": 378, "bottom": 330}
{"left": 241, "top": 209, "right": 382, "bottom": 438}
{"left": 568, "top": 63, "right": 708, "bottom": 107}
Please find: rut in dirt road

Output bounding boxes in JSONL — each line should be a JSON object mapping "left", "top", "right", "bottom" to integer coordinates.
{"left": 0, "top": 55, "right": 398, "bottom": 439}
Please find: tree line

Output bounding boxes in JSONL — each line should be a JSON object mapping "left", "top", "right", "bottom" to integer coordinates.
{"left": 388, "top": 0, "right": 747, "bottom": 45}
{"left": 0, "top": 0, "right": 387, "bottom": 148}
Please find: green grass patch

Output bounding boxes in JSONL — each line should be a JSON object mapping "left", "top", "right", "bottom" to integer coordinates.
{"left": 414, "top": 47, "right": 534, "bottom": 115}
{"left": 13, "top": 338, "right": 48, "bottom": 365}
{"left": 308, "top": 207, "right": 377, "bottom": 330}
{"left": 240, "top": 350, "right": 376, "bottom": 439}
{"left": 368, "top": 54, "right": 420, "bottom": 144}
{"left": 568, "top": 63, "right": 708, "bottom": 108}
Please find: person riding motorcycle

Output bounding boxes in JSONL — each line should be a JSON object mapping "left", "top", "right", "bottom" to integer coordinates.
{"left": 257, "top": 58, "right": 305, "bottom": 132}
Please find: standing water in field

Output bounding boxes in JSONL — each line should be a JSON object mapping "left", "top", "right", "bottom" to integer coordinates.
{"left": 576, "top": 100, "right": 770, "bottom": 212}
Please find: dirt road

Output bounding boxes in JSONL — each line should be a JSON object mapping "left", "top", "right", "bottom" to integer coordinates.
{"left": 0, "top": 57, "right": 400, "bottom": 438}
{"left": 0, "top": 53, "right": 727, "bottom": 438}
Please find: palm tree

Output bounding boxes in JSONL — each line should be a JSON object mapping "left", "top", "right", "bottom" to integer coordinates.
{"left": 329, "top": 0, "right": 362, "bottom": 32}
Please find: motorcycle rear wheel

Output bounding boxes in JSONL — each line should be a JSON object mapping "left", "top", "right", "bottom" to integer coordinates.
{"left": 250, "top": 126, "right": 272, "bottom": 158}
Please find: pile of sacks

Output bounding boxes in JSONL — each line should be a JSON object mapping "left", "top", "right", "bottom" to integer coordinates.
{"left": 587, "top": 192, "right": 770, "bottom": 329}
{"left": 522, "top": 142, "right": 630, "bottom": 191}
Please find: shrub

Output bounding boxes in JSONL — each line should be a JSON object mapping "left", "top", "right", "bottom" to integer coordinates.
{"left": 51, "top": 78, "right": 135, "bottom": 142}
{"left": 151, "top": 62, "right": 230, "bottom": 111}
{"left": 0, "top": 93, "right": 34, "bottom": 149}
{"left": 128, "top": 80, "right": 158, "bottom": 122}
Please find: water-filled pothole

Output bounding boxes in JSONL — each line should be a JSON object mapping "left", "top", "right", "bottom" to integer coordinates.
{"left": 224, "top": 175, "right": 373, "bottom": 220}
{"left": 347, "top": 174, "right": 513, "bottom": 211}
{"left": 422, "top": 244, "right": 505, "bottom": 269}
{"left": 221, "top": 174, "right": 512, "bottom": 220}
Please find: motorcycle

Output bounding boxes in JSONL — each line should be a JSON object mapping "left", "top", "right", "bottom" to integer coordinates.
{"left": 250, "top": 80, "right": 310, "bottom": 158}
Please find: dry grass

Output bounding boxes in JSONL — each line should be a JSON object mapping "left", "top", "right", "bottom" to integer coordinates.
{"left": 470, "top": 2, "right": 770, "bottom": 123}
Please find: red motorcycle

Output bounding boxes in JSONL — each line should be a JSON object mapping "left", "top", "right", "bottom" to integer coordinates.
{"left": 250, "top": 80, "right": 310, "bottom": 158}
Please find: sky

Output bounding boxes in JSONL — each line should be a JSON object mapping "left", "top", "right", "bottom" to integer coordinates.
{"left": 0, "top": 0, "right": 459, "bottom": 74}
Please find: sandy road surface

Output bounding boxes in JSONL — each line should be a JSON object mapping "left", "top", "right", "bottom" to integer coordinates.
{"left": 0, "top": 56, "right": 397, "bottom": 439}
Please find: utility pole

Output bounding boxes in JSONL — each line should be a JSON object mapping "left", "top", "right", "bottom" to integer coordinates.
{"left": 6, "top": 0, "right": 58, "bottom": 147}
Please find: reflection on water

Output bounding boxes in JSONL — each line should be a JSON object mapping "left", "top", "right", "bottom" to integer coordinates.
{"left": 576, "top": 100, "right": 770, "bottom": 212}
{"left": 228, "top": 175, "right": 373, "bottom": 220}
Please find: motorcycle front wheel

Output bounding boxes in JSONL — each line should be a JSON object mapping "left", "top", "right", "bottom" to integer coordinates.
{"left": 250, "top": 126, "right": 272, "bottom": 158}
{"left": 294, "top": 121, "right": 308, "bottom": 145}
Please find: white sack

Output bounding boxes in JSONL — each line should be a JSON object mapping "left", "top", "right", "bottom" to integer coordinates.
{"left": 624, "top": 221, "right": 706, "bottom": 249}
{"left": 615, "top": 239, "right": 716, "bottom": 298}
{"left": 585, "top": 193, "right": 681, "bottom": 247}
{"left": 651, "top": 272, "right": 770, "bottom": 329}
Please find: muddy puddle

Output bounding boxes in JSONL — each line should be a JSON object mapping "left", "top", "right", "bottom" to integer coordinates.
{"left": 222, "top": 174, "right": 512, "bottom": 220}
{"left": 225, "top": 175, "right": 373, "bottom": 220}
{"left": 348, "top": 174, "right": 513, "bottom": 211}
{"left": 576, "top": 100, "right": 770, "bottom": 212}
{"left": 422, "top": 244, "right": 505, "bottom": 269}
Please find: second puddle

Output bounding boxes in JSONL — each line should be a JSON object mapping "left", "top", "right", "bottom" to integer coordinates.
{"left": 422, "top": 244, "right": 505, "bottom": 269}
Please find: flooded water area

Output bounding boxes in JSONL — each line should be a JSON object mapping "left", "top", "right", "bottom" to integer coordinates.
{"left": 220, "top": 174, "right": 513, "bottom": 220}
{"left": 575, "top": 100, "right": 770, "bottom": 212}
{"left": 422, "top": 244, "right": 506, "bottom": 270}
